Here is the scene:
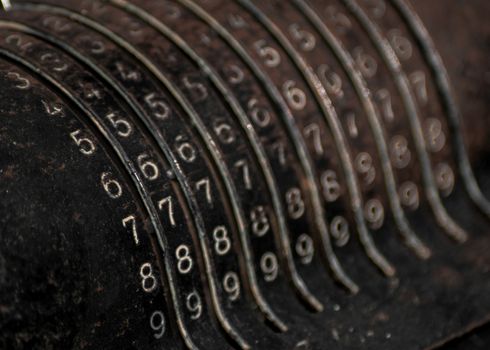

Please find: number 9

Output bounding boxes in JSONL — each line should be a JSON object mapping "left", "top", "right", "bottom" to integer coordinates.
{"left": 150, "top": 311, "right": 166, "bottom": 339}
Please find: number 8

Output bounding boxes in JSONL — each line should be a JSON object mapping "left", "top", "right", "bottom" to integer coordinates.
{"left": 176, "top": 245, "right": 193, "bottom": 274}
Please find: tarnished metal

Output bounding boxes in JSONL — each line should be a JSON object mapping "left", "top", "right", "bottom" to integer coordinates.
{"left": 0, "top": 1, "right": 489, "bottom": 349}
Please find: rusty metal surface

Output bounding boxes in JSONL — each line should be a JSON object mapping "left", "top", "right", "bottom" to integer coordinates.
{"left": 0, "top": 0, "right": 489, "bottom": 349}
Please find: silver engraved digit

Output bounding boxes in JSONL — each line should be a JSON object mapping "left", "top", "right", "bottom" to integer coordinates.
{"left": 223, "top": 272, "right": 241, "bottom": 301}
{"left": 176, "top": 245, "right": 193, "bottom": 275}
{"left": 388, "top": 29, "right": 413, "bottom": 60}
{"left": 325, "top": 6, "right": 352, "bottom": 33}
{"left": 70, "top": 129, "right": 96, "bottom": 156}
{"left": 212, "top": 226, "right": 231, "bottom": 256}
{"left": 137, "top": 153, "right": 160, "bottom": 181}
{"left": 435, "top": 163, "right": 455, "bottom": 197}
{"left": 254, "top": 39, "right": 281, "bottom": 67}
{"left": 144, "top": 92, "right": 170, "bottom": 120}
{"left": 224, "top": 64, "right": 245, "bottom": 85}
{"left": 424, "top": 118, "right": 446, "bottom": 153}
{"left": 7, "top": 72, "right": 30, "bottom": 89}
{"left": 364, "top": 199, "right": 385, "bottom": 230}
{"left": 260, "top": 252, "right": 278, "bottom": 282}
{"left": 140, "top": 262, "right": 157, "bottom": 293}
{"left": 195, "top": 177, "right": 212, "bottom": 205}
{"left": 295, "top": 234, "right": 314, "bottom": 265}
{"left": 250, "top": 206, "right": 270, "bottom": 237}
{"left": 399, "top": 181, "right": 420, "bottom": 210}
{"left": 213, "top": 120, "right": 236, "bottom": 144}
{"left": 283, "top": 80, "right": 307, "bottom": 110}
{"left": 409, "top": 70, "right": 428, "bottom": 105}
{"left": 355, "top": 152, "right": 376, "bottom": 186}
{"left": 321, "top": 170, "right": 341, "bottom": 202}
{"left": 247, "top": 97, "right": 271, "bottom": 127}
{"left": 390, "top": 135, "right": 411, "bottom": 169}
{"left": 303, "top": 123, "right": 324, "bottom": 156}
{"left": 330, "top": 216, "right": 350, "bottom": 247}
{"left": 100, "top": 172, "right": 123, "bottom": 199}
{"left": 234, "top": 159, "right": 252, "bottom": 190}
{"left": 106, "top": 112, "right": 133, "bottom": 138}
{"left": 42, "top": 100, "right": 64, "bottom": 117}
{"left": 158, "top": 195, "right": 176, "bottom": 227}
{"left": 353, "top": 46, "right": 378, "bottom": 78}
{"left": 122, "top": 215, "right": 139, "bottom": 245}
{"left": 175, "top": 135, "right": 197, "bottom": 163}
{"left": 289, "top": 23, "right": 316, "bottom": 51}
{"left": 317, "top": 64, "right": 344, "bottom": 99}
{"left": 186, "top": 291, "right": 202, "bottom": 320}
{"left": 376, "top": 89, "right": 395, "bottom": 122}
{"left": 40, "top": 52, "right": 69, "bottom": 72}
{"left": 182, "top": 75, "right": 208, "bottom": 101}
{"left": 150, "top": 311, "right": 166, "bottom": 339}
{"left": 285, "top": 187, "right": 305, "bottom": 219}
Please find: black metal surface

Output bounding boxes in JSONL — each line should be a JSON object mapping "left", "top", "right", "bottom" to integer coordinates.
{"left": 0, "top": 1, "right": 489, "bottom": 349}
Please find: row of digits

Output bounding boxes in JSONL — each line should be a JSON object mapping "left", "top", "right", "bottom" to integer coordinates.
{"left": 1, "top": 0, "right": 488, "bottom": 349}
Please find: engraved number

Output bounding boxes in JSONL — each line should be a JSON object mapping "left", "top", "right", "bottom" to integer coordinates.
{"left": 176, "top": 245, "right": 193, "bottom": 274}
{"left": 213, "top": 226, "right": 231, "bottom": 256}
{"left": 234, "top": 159, "right": 252, "bottom": 190}
{"left": 330, "top": 216, "right": 350, "bottom": 247}
{"left": 289, "top": 23, "right": 316, "bottom": 51}
{"left": 304, "top": 123, "right": 324, "bottom": 156}
{"left": 223, "top": 272, "right": 240, "bottom": 301}
{"left": 260, "top": 253, "right": 278, "bottom": 282}
{"left": 150, "top": 311, "right": 166, "bottom": 339}
{"left": 251, "top": 206, "right": 270, "bottom": 237}
{"left": 195, "top": 178, "right": 212, "bottom": 205}
{"left": 106, "top": 112, "right": 132, "bottom": 138}
{"left": 122, "top": 215, "right": 139, "bottom": 245}
{"left": 286, "top": 187, "right": 305, "bottom": 219}
{"left": 145, "top": 93, "right": 170, "bottom": 120}
{"left": 321, "top": 170, "right": 341, "bottom": 202}
{"left": 101, "top": 172, "right": 122, "bottom": 199}
{"left": 137, "top": 153, "right": 160, "bottom": 181}
{"left": 158, "top": 196, "right": 176, "bottom": 227}
{"left": 70, "top": 130, "right": 96, "bottom": 156}
{"left": 283, "top": 80, "right": 307, "bottom": 110}
{"left": 140, "top": 262, "right": 157, "bottom": 293}
{"left": 254, "top": 39, "right": 281, "bottom": 68}
{"left": 186, "top": 291, "right": 202, "bottom": 320}
{"left": 295, "top": 234, "right": 314, "bottom": 265}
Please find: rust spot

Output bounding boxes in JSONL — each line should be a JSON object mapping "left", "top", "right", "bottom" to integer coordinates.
{"left": 0, "top": 164, "right": 16, "bottom": 179}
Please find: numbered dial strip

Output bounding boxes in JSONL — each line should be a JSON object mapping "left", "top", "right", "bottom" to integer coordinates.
{"left": 301, "top": 0, "right": 462, "bottom": 247}
{"left": 248, "top": 0, "right": 404, "bottom": 257}
{"left": 244, "top": 1, "right": 431, "bottom": 295}
{"left": 38, "top": 0, "right": 330, "bottom": 325}
{"left": 392, "top": 0, "right": 490, "bottom": 221}
{"left": 0, "top": 10, "right": 299, "bottom": 349}
{"left": 0, "top": 32, "right": 240, "bottom": 349}
{"left": 196, "top": 0, "right": 397, "bottom": 284}
{"left": 4, "top": 2, "right": 334, "bottom": 348}
{"left": 0, "top": 60, "right": 182, "bottom": 350}
{"left": 134, "top": 0, "right": 337, "bottom": 308}
{"left": 335, "top": 0, "right": 468, "bottom": 241}
{"left": 1, "top": 1, "right": 489, "bottom": 350}
{"left": 354, "top": 0, "right": 490, "bottom": 231}
{"left": 99, "top": 0, "right": 323, "bottom": 318}
{"left": 283, "top": 0, "right": 431, "bottom": 258}
{"left": 175, "top": 0, "right": 358, "bottom": 295}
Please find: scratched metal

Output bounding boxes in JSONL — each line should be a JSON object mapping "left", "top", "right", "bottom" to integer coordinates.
{"left": 0, "top": 1, "right": 489, "bottom": 349}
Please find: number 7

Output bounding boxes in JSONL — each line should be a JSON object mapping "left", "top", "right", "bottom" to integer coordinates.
{"left": 158, "top": 196, "right": 176, "bottom": 227}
